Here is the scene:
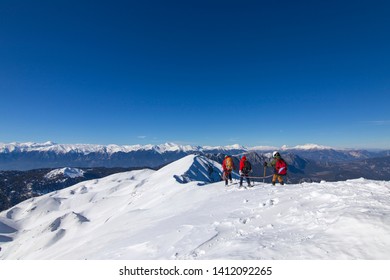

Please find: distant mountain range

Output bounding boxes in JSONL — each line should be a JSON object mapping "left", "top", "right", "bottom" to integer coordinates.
{"left": 1, "top": 141, "right": 389, "bottom": 170}
{"left": 0, "top": 142, "right": 246, "bottom": 170}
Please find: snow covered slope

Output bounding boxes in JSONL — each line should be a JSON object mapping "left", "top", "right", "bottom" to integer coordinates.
{"left": 1, "top": 155, "right": 390, "bottom": 260}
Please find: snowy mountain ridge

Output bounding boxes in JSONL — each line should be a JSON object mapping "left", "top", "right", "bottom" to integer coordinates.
{"left": 0, "top": 141, "right": 336, "bottom": 155}
{"left": 44, "top": 167, "right": 85, "bottom": 180}
{"left": 1, "top": 141, "right": 388, "bottom": 171}
{"left": 1, "top": 155, "right": 390, "bottom": 260}
{"left": 280, "top": 143, "right": 334, "bottom": 150}
{"left": 0, "top": 141, "right": 199, "bottom": 154}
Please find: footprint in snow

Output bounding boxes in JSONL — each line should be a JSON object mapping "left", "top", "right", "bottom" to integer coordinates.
{"left": 260, "top": 198, "right": 279, "bottom": 207}
{"left": 239, "top": 217, "right": 250, "bottom": 224}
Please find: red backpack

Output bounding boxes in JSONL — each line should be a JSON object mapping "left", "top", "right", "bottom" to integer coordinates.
{"left": 275, "top": 159, "right": 287, "bottom": 175}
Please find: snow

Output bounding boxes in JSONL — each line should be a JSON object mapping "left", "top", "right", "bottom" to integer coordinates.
{"left": 44, "top": 167, "right": 85, "bottom": 179}
{"left": 249, "top": 145, "right": 279, "bottom": 151}
{"left": 1, "top": 155, "right": 390, "bottom": 260}
{"left": 0, "top": 141, "right": 202, "bottom": 154}
{"left": 281, "top": 144, "right": 334, "bottom": 150}
{"left": 0, "top": 141, "right": 339, "bottom": 155}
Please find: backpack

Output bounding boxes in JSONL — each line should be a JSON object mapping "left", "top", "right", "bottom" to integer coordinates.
{"left": 243, "top": 160, "right": 251, "bottom": 174}
{"left": 225, "top": 157, "right": 233, "bottom": 171}
{"left": 275, "top": 159, "right": 287, "bottom": 175}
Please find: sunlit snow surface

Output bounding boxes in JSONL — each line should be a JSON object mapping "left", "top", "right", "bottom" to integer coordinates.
{"left": 44, "top": 167, "right": 85, "bottom": 179}
{"left": 1, "top": 155, "right": 390, "bottom": 260}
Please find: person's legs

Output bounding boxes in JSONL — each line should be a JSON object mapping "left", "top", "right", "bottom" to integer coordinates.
{"left": 272, "top": 174, "right": 278, "bottom": 185}
{"left": 223, "top": 171, "right": 228, "bottom": 186}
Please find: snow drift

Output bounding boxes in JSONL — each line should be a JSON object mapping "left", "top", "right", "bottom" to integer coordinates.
{"left": 1, "top": 155, "right": 390, "bottom": 260}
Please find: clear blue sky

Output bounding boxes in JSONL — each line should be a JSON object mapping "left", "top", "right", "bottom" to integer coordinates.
{"left": 1, "top": 0, "right": 389, "bottom": 149}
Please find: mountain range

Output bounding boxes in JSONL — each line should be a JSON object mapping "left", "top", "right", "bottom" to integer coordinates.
{"left": 1, "top": 141, "right": 389, "bottom": 171}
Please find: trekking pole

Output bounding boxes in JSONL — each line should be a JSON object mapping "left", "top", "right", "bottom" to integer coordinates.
{"left": 263, "top": 165, "right": 266, "bottom": 183}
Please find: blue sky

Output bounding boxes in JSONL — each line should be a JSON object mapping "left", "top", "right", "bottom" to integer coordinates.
{"left": 1, "top": 0, "right": 389, "bottom": 149}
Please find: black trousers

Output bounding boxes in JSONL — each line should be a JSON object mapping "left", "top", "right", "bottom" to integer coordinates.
{"left": 240, "top": 174, "right": 250, "bottom": 186}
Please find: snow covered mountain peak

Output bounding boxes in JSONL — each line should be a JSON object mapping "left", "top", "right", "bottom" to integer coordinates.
{"left": 226, "top": 144, "right": 246, "bottom": 150}
{"left": 281, "top": 143, "right": 334, "bottom": 150}
{"left": 151, "top": 143, "right": 200, "bottom": 153}
{"left": 158, "top": 154, "right": 223, "bottom": 184}
{"left": 44, "top": 167, "right": 85, "bottom": 180}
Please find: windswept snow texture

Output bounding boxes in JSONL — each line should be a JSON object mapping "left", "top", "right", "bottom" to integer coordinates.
{"left": 1, "top": 155, "right": 390, "bottom": 260}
